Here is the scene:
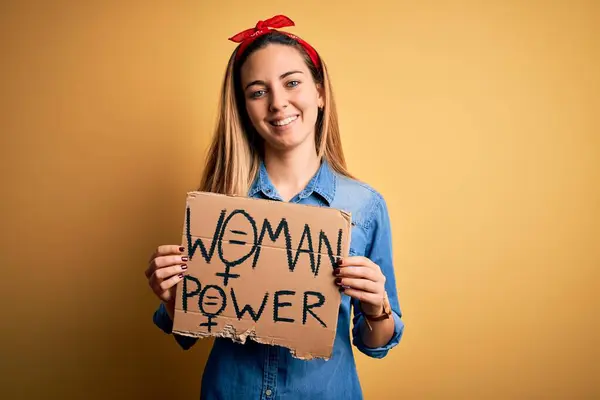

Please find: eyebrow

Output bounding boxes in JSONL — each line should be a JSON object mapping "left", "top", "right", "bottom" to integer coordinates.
{"left": 244, "top": 70, "right": 304, "bottom": 91}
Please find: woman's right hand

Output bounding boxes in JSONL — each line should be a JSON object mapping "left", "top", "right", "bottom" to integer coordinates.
{"left": 145, "top": 245, "right": 188, "bottom": 309}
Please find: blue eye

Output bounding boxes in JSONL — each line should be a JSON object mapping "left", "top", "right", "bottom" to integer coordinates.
{"left": 251, "top": 90, "right": 266, "bottom": 98}
{"left": 287, "top": 80, "right": 300, "bottom": 87}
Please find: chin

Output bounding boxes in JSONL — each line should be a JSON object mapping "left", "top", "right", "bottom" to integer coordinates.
{"left": 260, "top": 125, "right": 312, "bottom": 151}
{"left": 266, "top": 134, "right": 313, "bottom": 152}
{"left": 266, "top": 137, "right": 305, "bottom": 152}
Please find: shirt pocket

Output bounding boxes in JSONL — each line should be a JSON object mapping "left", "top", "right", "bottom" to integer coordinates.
{"left": 348, "top": 224, "right": 366, "bottom": 257}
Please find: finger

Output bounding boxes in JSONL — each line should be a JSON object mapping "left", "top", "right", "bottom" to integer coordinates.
{"left": 158, "top": 273, "right": 184, "bottom": 292}
{"left": 335, "top": 277, "right": 380, "bottom": 293}
{"left": 146, "top": 254, "right": 186, "bottom": 278}
{"left": 149, "top": 270, "right": 183, "bottom": 292}
{"left": 154, "top": 264, "right": 188, "bottom": 280}
{"left": 146, "top": 254, "right": 187, "bottom": 279}
{"left": 337, "top": 256, "right": 377, "bottom": 269}
{"left": 149, "top": 245, "right": 186, "bottom": 263}
{"left": 340, "top": 288, "right": 382, "bottom": 306}
{"left": 146, "top": 245, "right": 185, "bottom": 278}
{"left": 333, "top": 266, "right": 380, "bottom": 282}
{"left": 154, "top": 254, "right": 188, "bottom": 269}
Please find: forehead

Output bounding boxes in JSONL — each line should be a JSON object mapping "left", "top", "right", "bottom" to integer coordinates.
{"left": 241, "top": 44, "right": 309, "bottom": 83}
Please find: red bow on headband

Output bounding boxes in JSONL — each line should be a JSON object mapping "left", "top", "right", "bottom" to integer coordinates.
{"left": 228, "top": 15, "right": 321, "bottom": 69}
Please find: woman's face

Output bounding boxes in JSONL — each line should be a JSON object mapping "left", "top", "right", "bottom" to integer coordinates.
{"left": 240, "top": 44, "right": 324, "bottom": 153}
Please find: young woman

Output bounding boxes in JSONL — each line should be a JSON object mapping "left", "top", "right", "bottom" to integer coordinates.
{"left": 145, "top": 15, "right": 404, "bottom": 400}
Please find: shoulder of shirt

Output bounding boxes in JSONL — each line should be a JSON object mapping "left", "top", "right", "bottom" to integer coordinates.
{"left": 332, "top": 172, "right": 387, "bottom": 230}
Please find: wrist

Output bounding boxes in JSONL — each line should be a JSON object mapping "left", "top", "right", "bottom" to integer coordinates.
{"left": 360, "top": 302, "right": 384, "bottom": 317}
{"left": 359, "top": 292, "right": 392, "bottom": 330}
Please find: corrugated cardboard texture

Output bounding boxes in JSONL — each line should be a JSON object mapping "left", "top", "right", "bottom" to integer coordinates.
{"left": 172, "top": 191, "right": 352, "bottom": 360}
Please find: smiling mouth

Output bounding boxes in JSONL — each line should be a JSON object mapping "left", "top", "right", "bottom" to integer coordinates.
{"left": 269, "top": 115, "right": 299, "bottom": 127}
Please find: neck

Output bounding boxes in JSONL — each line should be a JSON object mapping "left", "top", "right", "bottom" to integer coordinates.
{"left": 263, "top": 143, "right": 321, "bottom": 202}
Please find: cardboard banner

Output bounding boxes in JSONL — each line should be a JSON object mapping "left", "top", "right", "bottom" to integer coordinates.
{"left": 172, "top": 191, "right": 352, "bottom": 360}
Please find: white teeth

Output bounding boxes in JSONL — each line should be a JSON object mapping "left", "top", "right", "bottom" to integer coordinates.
{"left": 271, "top": 115, "right": 298, "bottom": 126}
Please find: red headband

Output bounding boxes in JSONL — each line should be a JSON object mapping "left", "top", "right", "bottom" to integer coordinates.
{"left": 228, "top": 15, "right": 321, "bottom": 69}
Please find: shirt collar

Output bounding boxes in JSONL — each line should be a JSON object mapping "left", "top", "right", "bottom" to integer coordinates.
{"left": 248, "top": 159, "right": 337, "bottom": 205}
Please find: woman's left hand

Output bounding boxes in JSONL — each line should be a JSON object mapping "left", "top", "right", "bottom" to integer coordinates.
{"left": 333, "top": 256, "right": 386, "bottom": 316}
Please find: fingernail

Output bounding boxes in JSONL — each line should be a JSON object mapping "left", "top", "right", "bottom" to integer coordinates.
{"left": 335, "top": 277, "right": 342, "bottom": 285}
{"left": 336, "top": 257, "right": 342, "bottom": 266}
{"left": 179, "top": 246, "right": 185, "bottom": 252}
{"left": 181, "top": 264, "right": 188, "bottom": 270}
{"left": 181, "top": 256, "right": 188, "bottom": 262}
{"left": 332, "top": 268, "right": 340, "bottom": 276}
{"left": 178, "top": 273, "right": 184, "bottom": 278}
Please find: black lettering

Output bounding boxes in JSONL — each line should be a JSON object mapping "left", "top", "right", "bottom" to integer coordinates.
{"left": 186, "top": 207, "right": 225, "bottom": 263}
{"left": 303, "top": 291, "right": 326, "bottom": 328}
{"left": 291, "top": 224, "right": 315, "bottom": 273}
{"left": 253, "top": 217, "right": 292, "bottom": 269}
{"left": 215, "top": 272, "right": 240, "bottom": 285}
{"left": 182, "top": 275, "right": 201, "bottom": 313}
{"left": 337, "top": 228, "right": 343, "bottom": 259}
{"left": 273, "top": 290, "right": 295, "bottom": 323}
{"left": 216, "top": 209, "right": 258, "bottom": 286}
{"left": 230, "top": 288, "right": 269, "bottom": 321}
{"left": 315, "top": 229, "right": 341, "bottom": 276}
{"left": 254, "top": 219, "right": 334, "bottom": 276}
{"left": 198, "top": 285, "right": 226, "bottom": 332}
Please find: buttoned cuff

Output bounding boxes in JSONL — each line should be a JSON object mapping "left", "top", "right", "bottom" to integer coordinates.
{"left": 153, "top": 302, "right": 198, "bottom": 350}
{"left": 352, "top": 310, "right": 404, "bottom": 359}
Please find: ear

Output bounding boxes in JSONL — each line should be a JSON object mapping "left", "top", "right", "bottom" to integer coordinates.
{"left": 316, "top": 83, "right": 325, "bottom": 109}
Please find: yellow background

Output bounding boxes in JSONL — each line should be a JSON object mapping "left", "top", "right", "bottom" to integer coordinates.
{"left": 1, "top": 1, "right": 598, "bottom": 399}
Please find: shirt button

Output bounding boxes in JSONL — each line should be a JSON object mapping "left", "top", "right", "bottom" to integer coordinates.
{"left": 265, "top": 389, "right": 272, "bottom": 397}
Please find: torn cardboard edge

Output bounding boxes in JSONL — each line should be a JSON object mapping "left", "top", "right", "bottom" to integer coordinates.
{"left": 173, "top": 310, "right": 339, "bottom": 361}
{"left": 173, "top": 325, "right": 335, "bottom": 361}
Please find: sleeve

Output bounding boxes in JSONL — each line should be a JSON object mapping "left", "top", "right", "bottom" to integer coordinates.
{"left": 351, "top": 194, "right": 405, "bottom": 359}
{"left": 153, "top": 302, "right": 198, "bottom": 350}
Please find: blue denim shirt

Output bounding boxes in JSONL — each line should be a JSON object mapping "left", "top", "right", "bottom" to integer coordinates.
{"left": 153, "top": 160, "right": 404, "bottom": 399}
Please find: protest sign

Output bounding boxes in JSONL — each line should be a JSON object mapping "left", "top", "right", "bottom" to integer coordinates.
{"left": 171, "top": 191, "right": 352, "bottom": 360}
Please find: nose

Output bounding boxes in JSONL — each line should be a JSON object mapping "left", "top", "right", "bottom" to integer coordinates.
{"left": 268, "top": 86, "right": 288, "bottom": 112}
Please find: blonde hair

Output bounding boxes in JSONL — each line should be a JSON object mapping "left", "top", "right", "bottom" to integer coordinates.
{"left": 198, "top": 41, "right": 354, "bottom": 195}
